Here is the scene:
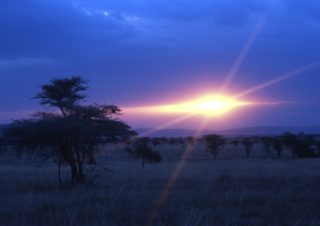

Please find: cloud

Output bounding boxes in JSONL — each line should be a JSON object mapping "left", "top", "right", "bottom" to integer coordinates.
{"left": 1, "top": 0, "right": 318, "bottom": 65}
{"left": 0, "top": 0, "right": 136, "bottom": 60}
{"left": 75, "top": 0, "right": 269, "bottom": 25}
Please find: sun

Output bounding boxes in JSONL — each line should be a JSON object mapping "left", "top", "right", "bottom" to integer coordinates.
{"left": 190, "top": 95, "right": 251, "bottom": 117}
{"left": 125, "top": 94, "right": 252, "bottom": 118}
{"left": 156, "top": 95, "right": 251, "bottom": 117}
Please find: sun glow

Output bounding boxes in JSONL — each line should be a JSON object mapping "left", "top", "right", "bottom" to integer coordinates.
{"left": 125, "top": 94, "right": 252, "bottom": 117}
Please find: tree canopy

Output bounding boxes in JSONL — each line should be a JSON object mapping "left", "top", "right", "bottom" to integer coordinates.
{"left": 3, "top": 76, "right": 136, "bottom": 185}
{"left": 34, "top": 76, "right": 88, "bottom": 117}
{"left": 204, "top": 134, "right": 226, "bottom": 159}
{"left": 126, "top": 137, "right": 162, "bottom": 167}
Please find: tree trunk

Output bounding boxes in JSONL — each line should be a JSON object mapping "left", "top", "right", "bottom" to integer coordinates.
{"left": 62, "top": 149, "right": 79, "bottom": 184}
{"left": 76, "top": 150, "right": 85, "bottom": 183}
{"left": 87, "top": 150, "right": 96, "bottom": 164}
{"left": 142, "top": 158, "right": 145, "bottom": 168}
{"left": 58, "top": 156, "right": 63, "bottom": 187}
{"left": 276, "top": 149, "right": 281, "bottom": 158}
{"left": 70, "top": 162, "right": 79, "bottom": 183}
{"left": 78, "top": 162, "right": 85, "bottom": 182}
{"left": 246, "top": 149, "right": 250, "bottom": 158}
{"left": 213, "top": 151, "right": 217, "bottom": 160}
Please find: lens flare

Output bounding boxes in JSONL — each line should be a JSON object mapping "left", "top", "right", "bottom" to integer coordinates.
{"left": 125, "top": 94, "right": 252, "bottom": 118}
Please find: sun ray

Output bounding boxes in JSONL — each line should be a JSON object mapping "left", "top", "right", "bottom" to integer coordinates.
{"left": 220, "top": 0, "right": 275, "bottom": 92}
{"left": 234, "top": 60, "right": 320, "bottom": 98}
{"left": 146, "top": 117, "right": 209, "bottom": 226}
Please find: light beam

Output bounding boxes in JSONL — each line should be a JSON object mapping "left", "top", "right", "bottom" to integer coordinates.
{"left": 220, "top": 0, "right": 276, "bottom": 92}
{"left": 234, "top": 60, "right": 320, "bottom": 98}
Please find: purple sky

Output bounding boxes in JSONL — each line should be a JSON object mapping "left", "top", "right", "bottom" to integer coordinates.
{"left": 1, "top": 0, "right": 320, "bottom": 129}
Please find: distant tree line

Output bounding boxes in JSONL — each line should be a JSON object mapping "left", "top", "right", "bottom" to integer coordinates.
{"left": 229, "top": 133, "right": 320, "bottom": 159}
{"left": 124, "top": 133, "right": 320, "bottom": 162}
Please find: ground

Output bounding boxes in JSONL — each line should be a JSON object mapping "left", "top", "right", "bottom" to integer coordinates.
{"left": 1, "top": 143, "right": 320, "bottom": 226}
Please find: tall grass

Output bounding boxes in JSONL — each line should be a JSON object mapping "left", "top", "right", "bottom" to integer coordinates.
{"left": 0, "top": 146, "right": 320, "bottom": 226}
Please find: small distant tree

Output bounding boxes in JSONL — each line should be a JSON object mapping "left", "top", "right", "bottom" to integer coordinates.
{"left": 231, "top": 139, "right": 240, "bottom": 147}
{"left": 0, "top": 135, "right": 7, "bottom": 152}
{"left": 260, "top": 136, "right": 273, "bottom": 158}
{"left": 315, "top": 140, "right": 320, "bottom": 156}
{"left": 281, "top": 132, "right": 297, "bottom": 158}
{"left": 151, "top": 137, "right": 163, "bottom": 148}
{"left": 281, "top": 133, "right": 317, "bottom": 158}
{"left": 2, "top": 77, "right": 136, "bottom": 185}
{"left": 126, "top": 137, "right": 162, "bottom": 168}
{"left": 272, "top": 138, "right": 284, "bottom": 158}
{"left": 177, "top": 137, "right": 187, "bottom": 150}
{"left": 241, "top": 137, "right": 254, "bottom": 158}
{"left": 0, "top": 126, "right": 7, "bottom": 152}
{"left": 186, "top": 136, "right": 196, "bottom": 146}
{"left": 168, "top": 137, "right": 177, "bottom": 146}
{"left": 167, "top": 137, "right": 194, "bottom": 151}
{"left": 293, "top": 135, "right": 316, "bottom": 158}
{"left": 159, "top": 137, "right": 168, "bottom": 144}
{"left": 204, "top": 134, "right": 226, "bottom": 159}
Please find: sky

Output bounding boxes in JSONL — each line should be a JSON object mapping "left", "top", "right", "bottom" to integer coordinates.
{"left": 1, "top": 0, "right": 320, "bottom": 130}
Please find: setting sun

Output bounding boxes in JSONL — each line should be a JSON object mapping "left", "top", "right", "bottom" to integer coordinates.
{"left": 125, "top": 94, "right": 252, "bottom": 117}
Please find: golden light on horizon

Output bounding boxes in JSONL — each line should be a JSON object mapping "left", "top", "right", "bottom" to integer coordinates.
{"left": 125, "top": 94, "right": 253, "bottom": 118}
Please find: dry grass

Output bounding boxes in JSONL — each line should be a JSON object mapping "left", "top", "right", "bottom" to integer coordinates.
{"left": 1, "top": 144, "right": 320, "bottom": 226}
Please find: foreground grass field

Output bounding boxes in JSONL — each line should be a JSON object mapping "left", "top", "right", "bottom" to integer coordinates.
{"left": 1, "top": 144, "right": 320, "bottom": 226}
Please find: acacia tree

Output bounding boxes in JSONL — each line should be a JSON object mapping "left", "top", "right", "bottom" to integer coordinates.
{"left": 204, "top": 134, "right": 226, "bottom": 159}
{"left": 34, "top": 76, "right": 88, "bottom": 117}
{"left": 167, "top": 137, "right": 194, "bottom": 151}
{"left": 126, "top": 137, "right": 162, "bottom": 167}
{"left": 2, "top": 77, "right": 136, "bottom": 185}
{"left": 280, "top": 133, "right": 318, "bottom": 158}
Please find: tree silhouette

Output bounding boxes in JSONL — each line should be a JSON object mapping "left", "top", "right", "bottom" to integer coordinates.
{"left": 292, "top": 135, "right": 316, "bottom": 158}
{"left": 34, "top": 76, "right": 88, "bottom": 117}
{"left": 204, "top": 134, "right": 226, "bottom": 159}
{"left": 272, "top": 138, "right": 284, "bottom": 158}
{"left": 231, "top": 139, "right": 240, "bottom": 147}
{"left": 159, "top": 137, "right": 169, "bottom": 144}
{"left": 260, "top": 136, "right": 273, "bottom": 158}
{"left": 151, "top": 137, "right": 163, "bottom": 148}
{"left": 168, "top": 137, "right": 177, "bottom": 146}
{"left": 167, "top": 137, "right": 194, "bottom": 151}
{"left": 126, "top": 137, "right": 162, "bottom": 167}
{"left": 2, "top": 77, "right": 136, "bottom": 185}
{"left": 281, "top": 133, "right": 317, "bottom": 158}
{"left": 186, "top": 136, "right": 196, "bottom": 146}
{"left": 241, "top": 137, "right": 254, "bottom": 158}
{"left": 177, "top": 137, "right": 187, "bottom": 150}
{"left": 0, "top": 131, "right": 7, "bottom": 153}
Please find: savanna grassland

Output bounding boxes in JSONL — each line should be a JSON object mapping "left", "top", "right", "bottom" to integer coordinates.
{"left": 1, "top": 143, "right": 320, "bottom": 226}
